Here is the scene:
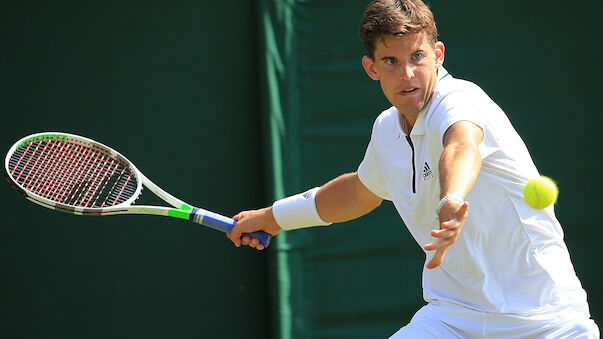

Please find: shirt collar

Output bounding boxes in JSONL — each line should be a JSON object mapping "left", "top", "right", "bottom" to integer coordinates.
{"left": 438, "top": 66, "right": 450, "bottom": 82}
{"left": 397, "top": 66, "right": 451, "bottom": 137}
{"left": 410, "top": 67, "right": 451, "bottom": 136}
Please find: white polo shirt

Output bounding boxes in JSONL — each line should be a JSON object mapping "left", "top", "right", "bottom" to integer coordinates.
{"left": 358, "top": 67, "right": 590, "bottom": 317}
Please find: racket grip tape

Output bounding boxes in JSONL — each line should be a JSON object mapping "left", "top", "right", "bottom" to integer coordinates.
{"left": 191, "top": 209, "right": 271, "bottom": 247}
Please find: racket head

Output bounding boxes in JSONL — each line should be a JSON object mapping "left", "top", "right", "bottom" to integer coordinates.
{"left": 5, "top": 132, "right": 143, "bottom": 215}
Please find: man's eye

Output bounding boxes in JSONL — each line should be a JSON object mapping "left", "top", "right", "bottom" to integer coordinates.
{"left": 385, "top": 58, "right": 396, "bottom": 65}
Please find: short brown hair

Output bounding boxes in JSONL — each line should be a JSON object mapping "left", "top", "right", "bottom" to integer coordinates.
{"left": 359, "top": 0, "right": 438, "bottom": 58}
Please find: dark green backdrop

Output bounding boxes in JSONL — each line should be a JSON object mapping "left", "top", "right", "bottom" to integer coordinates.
{"left": 262, "top": 0, "right": 602, "bottom": 338}
{"left": 1, "top": 1, "right": 600, "bottom": 338}
{"left": 1, "top": 2, "right": 270, "bottom": 338}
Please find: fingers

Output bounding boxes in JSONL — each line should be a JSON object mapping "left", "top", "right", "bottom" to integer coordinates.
{"left": 226, "top": 233, "right": 265, "bottom": 250}
{"left": 229, "top": 231, "right": 242, "bottom": 248}
{"left": 240, "top": 235, "right": 264, "bottom": 250}
{"left": 424, "top": 227, "right": 458, "bottom": 269}
{"left": 424, "top": 237, "right": 452, "bottom": 269}
{"left": 427, "top": 219, "right": 461, "bottom": 247}
{"left": 226, "top": 212, "right": 242, "bottom": 247}
{"left": 456, "top": 201, "right": 469, "bottom": 219}
{"left": 226, "top": 232, "right": 240, "bottom": 248}
{"left": 241, "top": 236, "right": 264, "bottom": 250}
{"left": 430, "top": 228, "right": 455, "bottom": 239}
{"left": 426, "top": 250, "right": 445, "bottom": 269}
{"left": 439, "top": 201, "right": 469, "bottom": 226}
{"left": 227, "top": 211, "right": 269, "bottom": 251}
{"left": 424, "top": 201, "right": 470, "bottom": 269}
{"left": 424, "top": 234, "right": 456, "bottom": 251}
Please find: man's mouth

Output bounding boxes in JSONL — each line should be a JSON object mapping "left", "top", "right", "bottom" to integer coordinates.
{"left": 399, "top": 88, "right": 418, "bottom": 94}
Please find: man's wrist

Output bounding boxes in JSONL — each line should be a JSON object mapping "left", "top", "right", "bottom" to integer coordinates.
{"left": 437, "top": 195, "right": 465, "bottom": 214}
{"left": 272, "top": 187, "right": 332, "bottom": 231}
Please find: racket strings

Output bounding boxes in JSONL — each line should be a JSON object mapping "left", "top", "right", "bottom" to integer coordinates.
{"left": 8, "top": 139, "right": 138, "bottom": 208}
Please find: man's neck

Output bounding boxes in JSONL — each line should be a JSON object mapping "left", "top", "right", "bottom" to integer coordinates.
{"left": 399, "top": 112, "right": 418, "bottom": 134}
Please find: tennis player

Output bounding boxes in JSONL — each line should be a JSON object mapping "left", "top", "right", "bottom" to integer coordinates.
{"left": 228, "top": 0, "right": 600, "bottom": 337}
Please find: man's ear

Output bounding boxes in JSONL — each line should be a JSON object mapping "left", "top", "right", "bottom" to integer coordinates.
{"left": 362, "top": 55, "right": 380, "bottom": 80}
{"left": 434, "top": 41, "right": 445, "bottom": 68}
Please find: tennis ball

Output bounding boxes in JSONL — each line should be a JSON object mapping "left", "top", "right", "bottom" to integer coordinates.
{"left": 523, "top": 176, "right": 558, "bottom": 209}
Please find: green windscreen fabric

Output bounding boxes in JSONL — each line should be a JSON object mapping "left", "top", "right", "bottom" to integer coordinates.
{"left": 260, "top": 1, "right": 424, "bottom": 338}
{"left": 0, "top": 2, "right": 268, "bottom": 338}
{"left": 260, "top": 0, "right": 602, "bottom": 338}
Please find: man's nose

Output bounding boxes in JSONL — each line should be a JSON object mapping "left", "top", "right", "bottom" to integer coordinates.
{"left": 400, "top": 64, "right": 415, "bottom": 80}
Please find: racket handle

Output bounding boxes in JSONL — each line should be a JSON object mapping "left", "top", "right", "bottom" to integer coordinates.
{"left": 192, "top": 209, "right": 271, "bottom": 248}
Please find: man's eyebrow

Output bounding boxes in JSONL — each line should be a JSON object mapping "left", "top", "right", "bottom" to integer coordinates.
{"left": 379, "top": 49, "right": 425, "bottom": 61}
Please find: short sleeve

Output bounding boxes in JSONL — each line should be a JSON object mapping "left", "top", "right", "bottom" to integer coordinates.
{"left": 427, "top": 89, "right": 499, "bottom": 160}
{"left": 357, "top": 139, "right": 392, "bottom": 201}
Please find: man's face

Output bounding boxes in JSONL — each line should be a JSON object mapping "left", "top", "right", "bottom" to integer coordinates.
{"left": 362, "top": 31, "right": 444, "bottom": 118}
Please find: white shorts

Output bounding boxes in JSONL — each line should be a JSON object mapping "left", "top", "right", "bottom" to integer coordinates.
{"left": 390, "top": 303, "right": 600, "bottom": 338}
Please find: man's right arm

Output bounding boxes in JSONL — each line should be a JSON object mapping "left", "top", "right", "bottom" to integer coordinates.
{"left": 227, "top": 172, "right": 382, "bottom": 249}
{"left": 316, "top": 172, "right": 382, "bottom": 223}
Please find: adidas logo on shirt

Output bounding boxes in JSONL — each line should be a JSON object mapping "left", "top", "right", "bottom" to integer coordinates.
{"left": 422, "top": 162, "right": 434, "bottom": 182}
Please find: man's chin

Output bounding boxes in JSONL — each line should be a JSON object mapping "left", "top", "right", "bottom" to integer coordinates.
{"left": 395, "top": 105, "right": 423, "bottom": 117}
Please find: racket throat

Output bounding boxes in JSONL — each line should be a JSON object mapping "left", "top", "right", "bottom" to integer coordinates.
{"left": 189, "top": 207, "right": 200, "bottom": 222}
{"left": 191, "top": 208, "right": 236, "bottom": 234}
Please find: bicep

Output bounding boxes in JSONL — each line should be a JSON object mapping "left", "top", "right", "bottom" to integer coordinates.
{"left": 316, "top": 172, "right": 382, "bottom": 223}
{"left": 438, "top": 121, "right": 484, "bottom": 197}
{"left": 442, "top": 121, "right": 483, "bottom": 148}
{"left": 352, "top": 172, "right": 383, "bottom": 212}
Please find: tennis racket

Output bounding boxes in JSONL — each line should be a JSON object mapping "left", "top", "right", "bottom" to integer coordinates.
{"left": 4, "top": 132, "right": 271, "bottom": 247}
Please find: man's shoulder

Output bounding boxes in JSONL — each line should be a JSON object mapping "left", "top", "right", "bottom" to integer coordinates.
{"left": 368, "top": 106, "right": 399, "bottom": 143}
{"left": 373, "top": 106, "right": 398, "bottom": 128}
{"left": 435, "top": 76, "right": 483, "bottom": 101}
{"left": 428, "top": 76, "right": 493, "bottom": 119}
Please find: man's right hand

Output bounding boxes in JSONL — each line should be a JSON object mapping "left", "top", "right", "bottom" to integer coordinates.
{"left": 424, "top": 200, "right": 469, "bottom": 269}
{"left": 228, "top": 207, "right": 282, "bottom": 250}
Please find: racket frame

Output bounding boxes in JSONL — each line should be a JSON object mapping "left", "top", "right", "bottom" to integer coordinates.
{"left": 5, "top": 132, "right": 270, "bottom": 246}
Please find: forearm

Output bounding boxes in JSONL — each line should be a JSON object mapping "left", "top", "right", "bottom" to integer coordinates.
{"left": 423, "top": 122, "right": 483, "bottom": 267}
{"left": 430, "top": 138, "right": 480, "bottom": 269}
{"left": 438, "top": 141, "right": 482, "bottom": 199}
{"left": 228, "top": 173, "right": 382, "bottom": 248}
{"left": 316, "top": 172, "right": 382, "bottom": 223}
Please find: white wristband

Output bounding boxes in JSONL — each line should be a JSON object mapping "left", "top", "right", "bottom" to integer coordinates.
{"left": 436, "top": 195, "right": 465, "bottom": 214}
{"left": 272, "top": 187, "right": 332, "bottom": 231}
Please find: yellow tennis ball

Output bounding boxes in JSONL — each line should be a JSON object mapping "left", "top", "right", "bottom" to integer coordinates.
{"left": 523, "top": 176, "right": 558, "bottom": 209}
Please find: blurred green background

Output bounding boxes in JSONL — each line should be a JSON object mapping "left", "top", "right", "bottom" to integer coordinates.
{"left": 1, "top": 1, "right": 600, "bottom": 338}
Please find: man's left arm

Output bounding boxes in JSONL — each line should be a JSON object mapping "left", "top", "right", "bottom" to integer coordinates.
{"left": 424, "top": 120, "right": 483, "bottom": 269}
